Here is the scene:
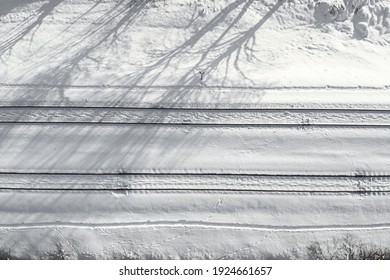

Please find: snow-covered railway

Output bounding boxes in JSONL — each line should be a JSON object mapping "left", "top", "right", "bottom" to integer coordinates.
{"left": 1, "top": 107, "right": 390, "bottom": 126}
{"left": 1, "top": 87, "right": 390, "bottom": 258}
{"left": 0, "top": 87, "right": 390, "bottom": 258}
{"left": 1, "top": 173, "right": 390, "bottom": 193}
{"left": 1, "top": 0, "right": 390, "bottom": 258}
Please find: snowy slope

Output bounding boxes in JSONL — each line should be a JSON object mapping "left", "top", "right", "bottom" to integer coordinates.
{"left": 1, "top": 0, "right": 390, "bottom": 259}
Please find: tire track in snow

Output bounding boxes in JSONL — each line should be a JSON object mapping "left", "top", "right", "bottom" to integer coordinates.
{"left": 1, "top": 107, "right": 390, "bottom": 125}
{"left": 1, "top": 221, "right": 390, "bottom": 233}
{"left": 1, "top": 174, "right": 389, "bottom": 193}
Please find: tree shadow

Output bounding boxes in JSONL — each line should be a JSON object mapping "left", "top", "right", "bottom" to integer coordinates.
{"left": 121, "top": 0, "right": 284, "bottom": 88}
{"left": 0, "top": 0, "right": 288, "bottom": 257}
{"left": 0, "top": 0, "right": 286, "bottom": 174}
{"left": 0, "top": 0, "right": 285, "bottom": 175}
{"left": 9, "top": 0, "right": 284, "bottom": 111}
{"left": 0, "top": 0, "right": 41, "bottom": 17}
{"left": 1, "top": 0, "right": 288, "bottom": 108}
{"left": 25, "top": 0, "right": 157, "bottom": 90}
{"left": 1, "top": 0, "right": 285, "bottom": 88}
{"left": 0, "top": 0, "right": 64, "bottom": 57}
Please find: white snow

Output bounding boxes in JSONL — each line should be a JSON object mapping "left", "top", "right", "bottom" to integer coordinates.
{"left": 1, "top": 0, "right": 390, "bottom": 259}
{"left": 0, "top": 124, "right": 389, "bottom": 175}
{"left": 0, "top": 0, "right": 389, "bottom": 88}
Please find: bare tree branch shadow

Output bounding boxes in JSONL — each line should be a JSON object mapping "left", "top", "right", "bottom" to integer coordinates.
{"left": 0, "top": 0, "right": 41, "bottom": 17}
{"left": 0, "top": 1, "right": 286, "bottom": 256}
{"left": 114, "top": 0, "right": 284, "bottom": 105}
{"left": 0, "top": 0, "right": 285, "bottom": 174}
{"left": 1, "top": 0, "right": 285, "bottom": 93}
{"left": 118, "top": 0, "right": 283, "bottom": 90}
{"left": 0, "top": 0, "right": 64, "bottom": 57}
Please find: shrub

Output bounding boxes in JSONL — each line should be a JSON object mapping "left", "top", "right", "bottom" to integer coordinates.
{"left": 0, "top": 248, "right": 14, "bottom": 260}
{"left": 307, "top": 234, "right": 390, "bottom": 260}
{"left": 43, "top": 243, "right": 70, "bottom": 260}
{"left": 111, "top": 250, "right": 140, "bottom": 260}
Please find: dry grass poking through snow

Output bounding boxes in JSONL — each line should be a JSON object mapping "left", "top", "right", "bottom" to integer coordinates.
{"left": 1, "top": 235, "right": 390, "bottom": 260}
{"left": 0, "top": 248, "right": 15, "bottom": 260}
{"left": 306, "top": 234, "right": 390, "bottom": 260}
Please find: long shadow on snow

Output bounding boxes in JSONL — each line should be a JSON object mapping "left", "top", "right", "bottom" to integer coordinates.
{"left": 126, "top": 0, "right": 284, "bottom": 105}
{"left": 0, "top": 1, "right": 284, "bottom": 251}
{"left": 0, "top": 0, "right": 42, "bottom": 17}
{"left": 22, "top": 0, "right": 284, "bottom": 104}
{"left": 0, "top": 0, "right": 64, "bottom": 57}
{"left": 2, "top": 0, "right": 286, "bottom": 174}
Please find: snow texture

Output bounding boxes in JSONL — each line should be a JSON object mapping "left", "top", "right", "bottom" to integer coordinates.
{"left": 0, "top": 0, "right": 390, "bottom": 259}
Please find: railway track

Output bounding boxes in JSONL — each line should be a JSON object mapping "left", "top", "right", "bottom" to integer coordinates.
{"left": 1, "top": 107, "right": 390, "bottom": 125}
{"left": 1, "top": 173, "right": 390, "bottom": 193}
{"left": 0, "top": 86, "right": 390, "bottom": 192}
{"left": 1, "top": 0, "right": 389, "bottom": 258}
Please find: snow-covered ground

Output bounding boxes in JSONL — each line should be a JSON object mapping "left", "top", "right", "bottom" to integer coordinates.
{"left": 0, "top": 0, "right": 390, "bottom": 259}
{"left": 1, "top": 0, "right": 389, "bottom": 88}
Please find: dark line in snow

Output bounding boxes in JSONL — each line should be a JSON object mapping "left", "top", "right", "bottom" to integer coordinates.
{"left": 0, "top": 121, "right": 390, "bottom": 127}
{"left": 0, "top": 187, "right": 389, "bottom": 195}
{"left": 2, "top": 221, "right": 390, "bottom": 232}
{"left": 2, "top": 106, "right": 390, "bottom": 113}
{"left": 1, "top": 83, "right": 389, "bottom": 91}
{"left": 0, "top": 172, "right": 388, "bottom": 178}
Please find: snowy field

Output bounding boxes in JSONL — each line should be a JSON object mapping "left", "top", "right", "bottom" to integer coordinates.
{"left": 0, "top": 0, "right": 390, "bottom": 259}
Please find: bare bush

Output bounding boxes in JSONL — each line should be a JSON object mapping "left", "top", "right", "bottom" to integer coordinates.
{"left": 42, "top": 243, "right": 70, "bottom": 260}
{"left": 111, "top": 250, "right": 140, "bottom": 260}
{"left": 307, "top": 234, "right": 390, "bottom": 260}
{"left": 0, "top": 248, "right": 14, "bottom": 260}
